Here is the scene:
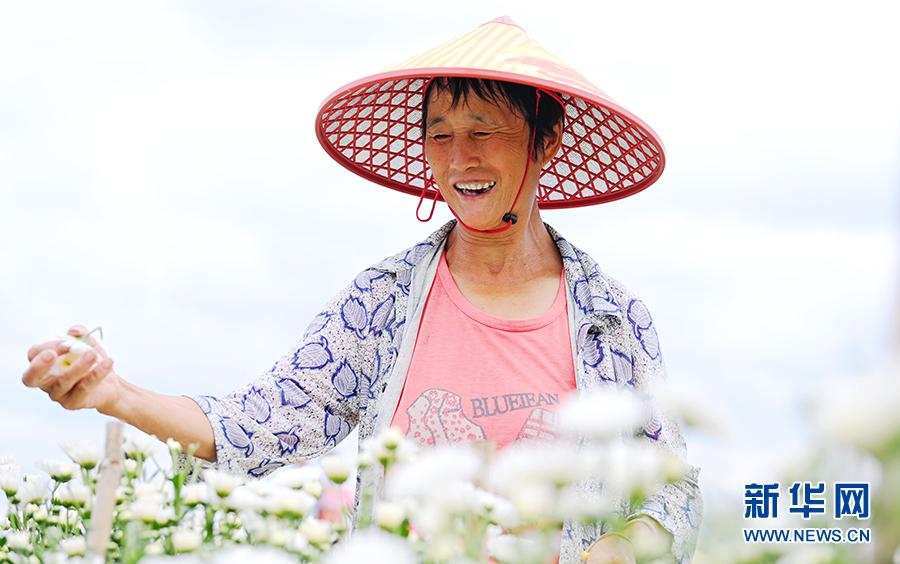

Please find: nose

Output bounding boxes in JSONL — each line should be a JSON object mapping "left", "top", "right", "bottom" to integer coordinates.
{"left": 448, "top": 134, "right": 480, "bottom": 171}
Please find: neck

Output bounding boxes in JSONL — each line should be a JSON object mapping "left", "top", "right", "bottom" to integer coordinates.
{"left": 444, "top": 205, "right": 561, "bottom": 281}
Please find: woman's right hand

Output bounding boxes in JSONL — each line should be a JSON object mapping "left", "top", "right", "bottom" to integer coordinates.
{"left": 22, "top": 325, "right": 121, "bottom": 414}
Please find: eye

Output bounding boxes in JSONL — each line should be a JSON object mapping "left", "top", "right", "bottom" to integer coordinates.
{"left": 473, "top": 131, "right": 491, "bottom": 138}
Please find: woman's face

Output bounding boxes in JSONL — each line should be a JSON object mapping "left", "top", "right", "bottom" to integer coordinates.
{"left": 423, "top": 89, "right": 543, "bottom": 231}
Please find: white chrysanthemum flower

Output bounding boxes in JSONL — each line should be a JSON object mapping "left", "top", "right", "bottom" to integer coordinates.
{"left": 172, "top": 529, "right": 203, "bottom": 553}
{"left": 236, "top": 511, "right": 266, "bottom": 539}
{"left": 285, "top": 531, "right": 309, "bottom": 553}
{"left": 268, "top": 465, "right": 321, "bottom": 490}
{"left": 36, "top": 459, "right": 76, "bottom": 482}
{"left": 299, "top": 517, "right": 334, "bottom": 545}
{"left": 182, "top": 483, "right": 211, "bottom": 506}
{"left": 508, "top": 482, "right": 556, "bottom": 523}
{"left": 382, "top": 427, "right": 405, "bottom": 450}
{"left": 166, "top": 438, "right": 182, "bottom": 454}
{"left": 204, "top": 468, "right": 243, "bottom": 497}
{"left": 17, "top": 475, "right": 50, "bottom": 504}
{"left": 374, "top": 501, "right": 407, "bottom": 530}
{"left": 487, "top": 532, "right": 552, "bottom": 564}
{"left": 387, "top": 445, "right": 482, "bottom": 500}
{"left": 560, "top": 391, "right": 644, "bottom": 439}
{"left": 42, "top": 552, "right": 68, "bottom": 564}
{"left": 267, "top": 526, "right": 290, "bottom": 547}
{"left": 55, "top": 508, "right": 80, "bottom": 527}
{"left": 144, "top": 541, "right": 165, "bottom": 556}
{"left": 49, "top": 337, "right": 95, "bottom": 377}
{"left": 412, "top": 499, "right": 451, "bottom": 535}
{"left": 319, "top": 454, "right": 355, "bottom": 485}
{"left": 208, "top": 546, "right": 300, "bottom": 564}
{"left": 123, "top": 458, "right": 138, "bottom": 475}
{"left": 246, "top": 479, "right": 276, "bottom": 497}
{"left": 321, "top": 529, "right": 417, "bottom": 564}
{"left": 223, "top": 487, "right": 263, "bottom": 512}
{"left": 60, "top": 536, "right": 86, "bottom": 557}
{"left": 360, "top": 436, "right": 390, "bottom": 465}
{"left": 0, "top": 513, "right": 10, "bottom": 528}
{"left": 0, "top": 468, "right": 19, "bottom": 496}
{"left": 5, "top": 530, "right": 32, "bottom": 551}
{"left": 492, "top": 445, "right": 587, "bottom": 498}
{"left": 598, "top": 442, "right": 680, "bottom": 499}
{"left": 301, "top": 479, "right": 323, "bottom": 498}
{"left": 421, "top": 532, "right": 462, "bottom": 562}
{"left": 133, "top": 482, "right": 164, "bottom": 499}
{"left": 361, "top": 427, "right": 417, "bottom": 467}
{"left": 154, "top": 506, "right": 176, "bottom": 526}
{"left": 230, "top": 526, "right": 248, "bottom": 543}
{"left": 61, "top": 441, "right": 102, "bottom": 470}
{"left": 264, "top": 489, "right": 317, "bottom": 517}
{"left": 123, "top": 435, "right": 157, "bottom": 459}
{"left": 32, "top": 506, "right": 49, "bottom": 522}
{"left": 357, "top": 450, "right": 378, "bottom": 469}
{"left": 54, "top": 481, "right": 92, "bottom": 507}
{"left": 479, "top": 491, "right": 520, "bottom": 529}
{"left": 128, "top": 497, "right": 164, "bottom": 523}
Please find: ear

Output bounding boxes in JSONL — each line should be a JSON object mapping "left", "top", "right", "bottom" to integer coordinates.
{"left": 538, "top": 120, "right": 564, "bottom": 166}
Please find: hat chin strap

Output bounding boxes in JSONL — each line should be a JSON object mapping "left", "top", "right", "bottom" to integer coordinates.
{"left": 445, "top": 143, "right": 532, "bottom": 233}
{"left": 418, "top": 89, "right": 554, "bottom": 235}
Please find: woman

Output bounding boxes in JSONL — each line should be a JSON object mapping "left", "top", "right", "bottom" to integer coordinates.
{"left": 23, "top": 17, "right": 700, "bottom": 563}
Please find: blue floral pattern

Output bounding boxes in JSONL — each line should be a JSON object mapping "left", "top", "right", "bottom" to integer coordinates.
{"left": 191, "top": 221, "right": 701, "bottom": 563}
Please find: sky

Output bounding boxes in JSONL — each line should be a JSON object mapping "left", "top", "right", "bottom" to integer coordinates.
{"left": 1, "top": 0, "right": 898, "bottom": 546}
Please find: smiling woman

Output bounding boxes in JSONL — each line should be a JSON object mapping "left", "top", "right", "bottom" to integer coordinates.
{"left": 21, "top": 16, "right": 700, "bottom": 564}
{"left": 422, "top": 78, "right": 565, "bottom": 234}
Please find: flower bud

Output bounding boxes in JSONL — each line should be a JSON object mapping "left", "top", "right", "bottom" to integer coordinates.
{"left": 300, "top": 517, "right": 334, "bottom": 545}
{"left": 144, "top": 542, "right": 165, "bottom": 556}
{"left": 320, "top": 454, "right": 355, "bottom": 485}
{"left": 172, "top": 529, "right": 202, "bottom": 553}
{"left": 374, "top": 502, "right": 406, "bottom": 530}
{"left": 167, "top": 438, "right": 183, "bottom": 454}
{"left": 60, "top": 536, "right": 86, "bottom": 557}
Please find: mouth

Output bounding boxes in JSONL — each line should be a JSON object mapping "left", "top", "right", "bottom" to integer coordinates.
{"left": 454, "top": 181, "right": 496, "bottom": 195}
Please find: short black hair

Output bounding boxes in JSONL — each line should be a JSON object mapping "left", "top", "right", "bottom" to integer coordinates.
{"left": 422, "top": 77, "right": 565, "bottom": 162}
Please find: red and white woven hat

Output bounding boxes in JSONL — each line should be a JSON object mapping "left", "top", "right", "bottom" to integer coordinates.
{"left": 315, "top": 16, "right": 665, "bottom": 209}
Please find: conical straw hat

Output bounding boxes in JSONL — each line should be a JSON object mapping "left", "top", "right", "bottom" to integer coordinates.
{"left": 315, "top": 16, "right": 665, "bottom": 209}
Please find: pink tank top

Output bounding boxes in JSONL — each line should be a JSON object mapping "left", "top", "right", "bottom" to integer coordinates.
{"left": 391, "top": 252, "right": 577, "bottom": 452}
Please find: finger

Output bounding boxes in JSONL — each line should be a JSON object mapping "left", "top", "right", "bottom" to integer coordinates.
{"left": 22, "top": 349, "right": 59, "bottom": 387}
{"left": 60, "top": 358, "right": 113, "bottom": 410}
{"left": 67, "top": 325, "right": 88, "bottom": 337}
{"left": 67, "top": 325, "right": 109, "bottom": 358}
{"left": 27, "top": 340, "right": 62, "bottom": 362}
{"left": 45, "top": 349, "right": 98, "bottom": 401}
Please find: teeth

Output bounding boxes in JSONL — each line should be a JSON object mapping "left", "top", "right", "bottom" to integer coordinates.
{"left": 455, "top": 181, "right": 495, "bottom": 194}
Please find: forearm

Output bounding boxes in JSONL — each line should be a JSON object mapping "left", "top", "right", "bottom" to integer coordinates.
{"left": 101, "top": 380, "right": 217, "bottom": 462}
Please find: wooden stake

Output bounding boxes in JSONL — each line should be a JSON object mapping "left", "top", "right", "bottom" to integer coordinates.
{"left": 87, "top": 421, "right": 124, "bottom": 562}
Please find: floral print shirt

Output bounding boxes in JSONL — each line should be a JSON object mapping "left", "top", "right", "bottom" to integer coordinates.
{"left": 192, "top": 221, "right": 702, "bottom": 563}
